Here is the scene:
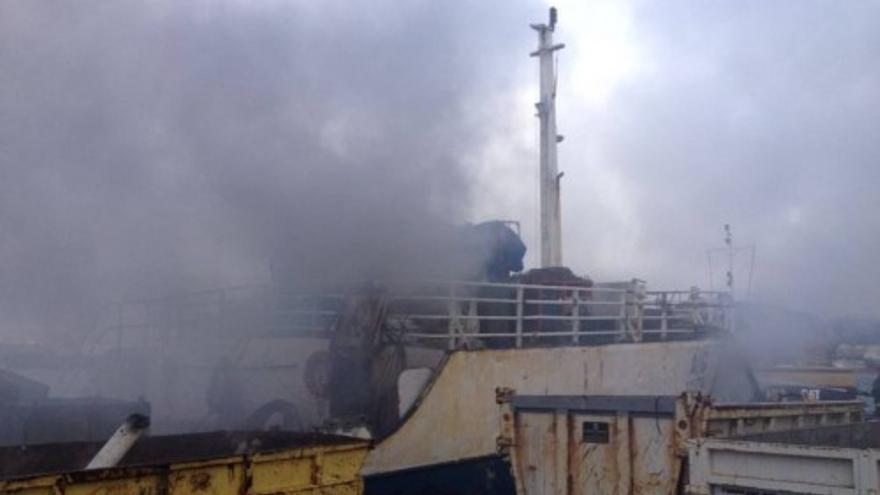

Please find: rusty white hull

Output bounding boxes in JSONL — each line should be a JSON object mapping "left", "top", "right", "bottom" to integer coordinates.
{"left": 362, "top": 337, "right": 759, "bottom": 493}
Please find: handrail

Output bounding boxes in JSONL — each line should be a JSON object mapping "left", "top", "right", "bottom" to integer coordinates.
{"left": 90, "top": 280, "right": 731, "bottom": 353}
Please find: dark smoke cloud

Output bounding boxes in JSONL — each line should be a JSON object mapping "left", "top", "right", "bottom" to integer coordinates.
{"left": 0, "top": 0, "right": 537, "bottom": 344}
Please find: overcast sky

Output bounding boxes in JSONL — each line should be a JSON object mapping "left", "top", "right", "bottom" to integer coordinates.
{"left": 489, "top": 0, "right": 880, "bottom": 317}
{"left": 1, "top": 0, "right": 879, "bottom": 342}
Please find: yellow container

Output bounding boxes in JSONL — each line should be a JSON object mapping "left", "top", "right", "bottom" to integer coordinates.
{"left": 0, "top": 434, "right": 368, "bottom": 495}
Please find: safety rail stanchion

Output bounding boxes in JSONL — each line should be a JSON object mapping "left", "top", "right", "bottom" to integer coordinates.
{"left": 660, "top": 293, "right": 669, "bottom": 340}
{"left": 515, "top": 286, "right": 524, "bottom": 348}
{"left": 466, "top": 297, "right": 478, "bottom": 338}
{"left": 634, "top": 283, "right": 645, "bottom": 342}
{"left": 447, "top": 284, "right": 458, "bottom": 350}
{"left": 624, "top": 285, "right": 633, "bottom": 340}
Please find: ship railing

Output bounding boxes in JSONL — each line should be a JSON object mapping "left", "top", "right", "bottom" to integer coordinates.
{"left": 85, "top": 284, "right": 344, "bottom": 353}
{"left": 382, "top": 280, "right": 730, "bottom": 349}
{"left": 89, "top": 281, "right": 730, "bottom": 353}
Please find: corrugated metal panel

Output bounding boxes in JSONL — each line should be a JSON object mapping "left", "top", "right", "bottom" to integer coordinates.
{"left": 687, "top": 437, "right": 880, "bottom": 495}
{"left": 700, "top": 401, "right": 863, "bottom": 438}
{"left": 0, "top": 440, "right": 368, "bottom": 495}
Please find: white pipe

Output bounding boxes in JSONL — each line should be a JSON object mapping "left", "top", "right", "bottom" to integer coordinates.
{"left": 85, "top": 414, "right": 150, "bottom": 470}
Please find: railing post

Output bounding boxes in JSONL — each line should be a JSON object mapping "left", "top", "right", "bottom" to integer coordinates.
{"left": 660, "top": 293, "right": 668, "bottom": 340}
{"left": 447, "top": 283, "right": 457, "bottom": 351}
{"left": 633, "top": 281, "right": 645, "bottom": 342}
{"left": 467, "top": 299, "right": 478, "bottom": 337}
{"left": 515, "top": 286, "right": 524, "bottom": 348}
{"left": 622, "top": 280, "right": 646, "bottom": 342}
{"left": 625, "top": 285, "right": 635, "bottom": 340}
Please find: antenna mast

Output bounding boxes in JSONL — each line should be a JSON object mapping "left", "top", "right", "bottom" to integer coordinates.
{"left": 531, "top": 7, "right": 565, "bottom": 268}
{"left": 706, "top": 224, "right": 757, "bottom": 300}
{"left": 725, "top": 224, "right": 734, "bottom": 294}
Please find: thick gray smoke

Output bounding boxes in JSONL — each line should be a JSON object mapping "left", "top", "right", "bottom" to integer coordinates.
{"left": 4, "top": 0, "right": 879, "bottom": 360}
{"left": 560, "top": 1, "right": 880, "bottom": 319}
{"left": 0, "top": 1, "right": 536, "bottom": 345}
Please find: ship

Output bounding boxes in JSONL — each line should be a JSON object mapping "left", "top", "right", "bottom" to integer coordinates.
{"left": 1, "top": 8, "right": 877, "bottom": 495}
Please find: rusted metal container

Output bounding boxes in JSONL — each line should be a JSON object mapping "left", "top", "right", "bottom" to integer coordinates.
{"left": 0, "top": 431, "right": 368, "bottom": 495}
{"left": 687, "top": 421, "right": 880, "bottom": 495}
{"left": 497, "top": 393, "right": 863, "bottom": 495}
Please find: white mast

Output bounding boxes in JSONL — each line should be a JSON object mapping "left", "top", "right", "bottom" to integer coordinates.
{"left": 531, "top": 7, "right": 565, "bottom": 268}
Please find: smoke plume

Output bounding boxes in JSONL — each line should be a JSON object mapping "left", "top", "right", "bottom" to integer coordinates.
{"left": 0, "top": 0, "right": 536, "bottom": 345}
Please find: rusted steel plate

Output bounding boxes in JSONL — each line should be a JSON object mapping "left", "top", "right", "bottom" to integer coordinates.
{"left": 688, "top": 435, "right": 880, "bottom": 495}
{"left": 735, "top": 421, "right": 880, "bottom": 449}
{"left": 0, "top": 431, "right": 360, "bottom": 480}
{"left": 754, "top": 366, "right": 860, "bottom": 389}
{"left": 0, "top": 433, "right": 368, "bottom": 495}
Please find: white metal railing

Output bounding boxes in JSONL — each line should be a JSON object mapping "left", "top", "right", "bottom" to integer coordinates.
{"left": 90, "top": 280, "right": 731, "bottom": 353}
{"left": 85, "top": 284, "right": 344, "bottom": 353}
{"left": 382, "top": 280, "right": 730, "bottom": 349}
